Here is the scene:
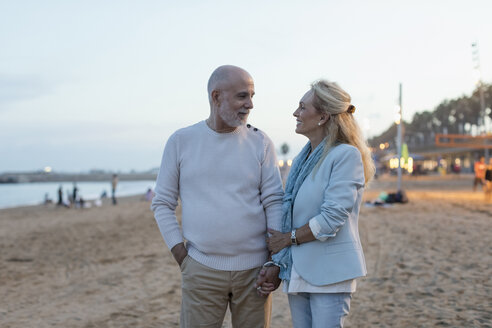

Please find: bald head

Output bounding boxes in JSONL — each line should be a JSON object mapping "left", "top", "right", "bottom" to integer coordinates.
{"left": 207, "top": 65, "right": 253, "bottom": 103}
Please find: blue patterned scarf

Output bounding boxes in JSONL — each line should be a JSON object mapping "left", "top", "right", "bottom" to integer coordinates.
{"left": 272, "top": 139, "right": 325, "bottom": 281}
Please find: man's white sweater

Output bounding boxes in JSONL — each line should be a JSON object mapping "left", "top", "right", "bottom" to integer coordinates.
{"left": 151, "top": 121, "right": 284, "bottom": 271}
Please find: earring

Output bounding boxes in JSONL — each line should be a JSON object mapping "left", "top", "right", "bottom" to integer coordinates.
{"left": 318, "top": 122, "right": 322, "bottom": 126}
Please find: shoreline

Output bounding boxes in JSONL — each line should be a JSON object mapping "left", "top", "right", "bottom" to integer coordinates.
{"left": 2, "top": 173, "right": 484, "bottom": 212}
{"left": 0, "top": 172, "right": 157, "bottom": 184}
{"left": 0, "top": 193, "right": 147, "bottom": 212}
{"left": 0, "top": 180, "right": 156, "bottom": 210}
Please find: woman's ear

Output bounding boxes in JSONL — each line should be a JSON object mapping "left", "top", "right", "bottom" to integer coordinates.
{"left": 319, "top": 114, "right": 330, "bottom": 125}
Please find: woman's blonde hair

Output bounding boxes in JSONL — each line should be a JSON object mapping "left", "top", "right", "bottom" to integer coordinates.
{"left": 311, "top": 79, "right": 375, "bottom": 185}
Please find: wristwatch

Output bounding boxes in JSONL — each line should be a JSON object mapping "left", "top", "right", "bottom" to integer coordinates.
{"left": 291, "top": 229, "right": 299, "bottom": 245}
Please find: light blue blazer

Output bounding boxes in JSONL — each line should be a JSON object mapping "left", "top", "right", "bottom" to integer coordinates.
{"left": 291, "top": 143, "right": 367, "bottom": 286}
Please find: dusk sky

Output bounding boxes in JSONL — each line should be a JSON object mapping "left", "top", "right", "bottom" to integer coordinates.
{"left": 1, "top": 0, "right": 491, "bottom": 172}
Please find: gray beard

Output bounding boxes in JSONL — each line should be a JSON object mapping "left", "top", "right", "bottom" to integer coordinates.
{"left": 218, "top": 109, "right": 247, "bottom": 127}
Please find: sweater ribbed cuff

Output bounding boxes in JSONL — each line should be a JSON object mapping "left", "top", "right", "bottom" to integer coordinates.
{"left": 162, "top": 230, "right": 184, "bottom": 251}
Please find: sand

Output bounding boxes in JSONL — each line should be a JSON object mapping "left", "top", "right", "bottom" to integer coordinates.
{"left": 0, "top": 174, "right": 491, "bottom": 327}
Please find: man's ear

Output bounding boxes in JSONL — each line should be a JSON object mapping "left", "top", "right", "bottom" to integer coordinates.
{"left": 211, "top": 90, "right": 221, "bottom": 107}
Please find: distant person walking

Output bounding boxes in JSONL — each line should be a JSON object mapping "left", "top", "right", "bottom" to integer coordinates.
{"left": 72, "top": 183, "right": 78, "bottom": 206}
{"left": 145, "top": 188, "right": 154, "bottom": 202}
{"left": 484, "top": 158, "right": 492, "bottom": 202}
{"left": 473, "top": 157, "right": 486, "bottom": 191}
{"left": 57, "top": 185, "right": 63, "bottom": 206}
{"left": 111, "top": 174, "right": 118, "bottom": 205}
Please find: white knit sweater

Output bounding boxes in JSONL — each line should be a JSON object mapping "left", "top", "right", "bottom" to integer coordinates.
{"left": 151, "top": 121, "right": 284, "bottom": 271}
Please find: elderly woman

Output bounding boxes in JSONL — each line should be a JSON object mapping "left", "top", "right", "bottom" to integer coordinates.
{"left": 267, "top": 80, "right": 375, "bottom": 327}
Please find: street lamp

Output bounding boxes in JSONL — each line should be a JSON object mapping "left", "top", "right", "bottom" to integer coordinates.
{"left": 394, "top": 105, "right": 401, "bottom": 125}
{"left": 471, "top": 41, "right": 489, "bottom": 159}
{"left": 395, "top": 84, "right": 403, "bottom": 192}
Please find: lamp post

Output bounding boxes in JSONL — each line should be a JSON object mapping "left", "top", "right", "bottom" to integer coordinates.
{"left": 395, "top": 83, "right": 403, "bottom": 192}
{"left": 472, "top": 41, "right": 489, "bottom": 160}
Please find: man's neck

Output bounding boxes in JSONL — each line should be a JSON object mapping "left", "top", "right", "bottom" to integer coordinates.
{"left": 206, "top": 117, "right": 237, "bottom": 133}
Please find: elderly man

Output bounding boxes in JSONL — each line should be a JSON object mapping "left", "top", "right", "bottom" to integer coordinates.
{"left": 151, "top": 65, "right": 283, "bottom": 327}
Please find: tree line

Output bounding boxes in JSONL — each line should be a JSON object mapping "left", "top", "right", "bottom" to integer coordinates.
{"left": 368, "top": 83, "right": 492, "bottom": 151}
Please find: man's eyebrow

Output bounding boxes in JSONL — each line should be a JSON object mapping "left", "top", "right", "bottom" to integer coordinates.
{"left": 237, "top": 91, "right": 254, "bottom": 96}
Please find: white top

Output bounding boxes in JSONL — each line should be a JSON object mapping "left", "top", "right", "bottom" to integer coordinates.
{"left": 151, "top": 121, "right": 284, "bottom": 271}
{"left": 283, "top": 266, "right": 356, "bottom": 294}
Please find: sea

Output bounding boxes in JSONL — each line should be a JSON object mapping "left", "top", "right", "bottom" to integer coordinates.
{"left": 0, "top": 180, "right": 156, "bottom": 209}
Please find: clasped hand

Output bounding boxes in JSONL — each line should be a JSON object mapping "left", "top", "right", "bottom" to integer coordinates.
{"left": 254, "top": 265, "right": 281, "bottom": 297}
{"left": 255, "top": 229, "right": 292, "bottom": 296}
{"left": 266, "top": 229, "right": 291, "bottom": 254}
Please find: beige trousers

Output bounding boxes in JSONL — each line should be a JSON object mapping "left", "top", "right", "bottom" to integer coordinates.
{"left": 180, "top": 256, "right": 272, "bottom": 328}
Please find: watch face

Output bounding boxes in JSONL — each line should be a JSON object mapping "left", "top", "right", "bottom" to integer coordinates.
{"left": 291, "top": 230, "right": 297, "bottom": 245}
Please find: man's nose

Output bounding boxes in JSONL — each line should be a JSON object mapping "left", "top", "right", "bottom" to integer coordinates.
{"left": 245, "top": 97, "right": 253, "bottom": 109}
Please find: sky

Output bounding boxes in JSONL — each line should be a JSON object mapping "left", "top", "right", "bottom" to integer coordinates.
{"left": 1, "top": 0, "right": 491, "bottom": 172}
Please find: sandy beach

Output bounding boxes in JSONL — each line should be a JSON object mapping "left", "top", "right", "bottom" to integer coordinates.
{"left": 1, "top": 174, "right": 491, "bottom": 327}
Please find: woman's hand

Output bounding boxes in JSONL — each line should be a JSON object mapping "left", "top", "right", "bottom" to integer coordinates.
{"left": 255, "top": 266, "right": 280, "bottom": 297}
{"left": 267, "top": 229, "right": 291, "bottom": 254}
